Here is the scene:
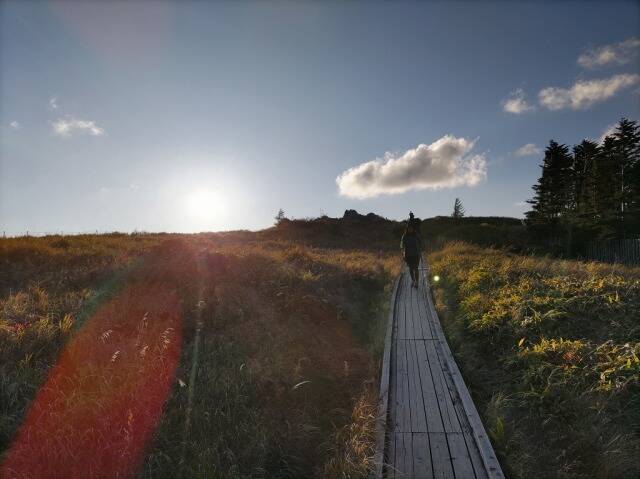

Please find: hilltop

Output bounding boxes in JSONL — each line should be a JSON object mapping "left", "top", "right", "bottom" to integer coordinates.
{"left": 261, "top": 210, "right": 527, "bottom": 251}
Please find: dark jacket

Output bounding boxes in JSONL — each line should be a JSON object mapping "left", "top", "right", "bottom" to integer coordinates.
{"left": 408, "top": 216, "right": 421, "bottom": 232}
{"left": 401, "top": 232, "right": 422, "bottom": 259}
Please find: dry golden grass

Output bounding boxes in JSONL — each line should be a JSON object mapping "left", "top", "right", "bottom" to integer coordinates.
{"left": 1, "top": 229, "right": 400, "bottom": 478}
{"left": 429, "top": 241, "right": 640, "bottom": 479}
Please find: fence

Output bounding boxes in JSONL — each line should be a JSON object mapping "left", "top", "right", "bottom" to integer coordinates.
{"left": 585, "top": 239, "right": 640, "bottom": 265}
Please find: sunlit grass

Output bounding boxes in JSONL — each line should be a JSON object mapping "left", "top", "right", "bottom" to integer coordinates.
{"left": 429, "top": 241, "right": 640, "bottom": 479}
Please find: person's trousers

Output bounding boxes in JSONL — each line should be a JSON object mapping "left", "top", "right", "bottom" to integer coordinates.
{"left": 405, "top": 256, "right": 420, "bottom": 283}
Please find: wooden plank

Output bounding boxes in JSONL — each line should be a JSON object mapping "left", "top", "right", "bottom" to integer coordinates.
{"left": 424, "top": 340, "right": 462, "bottom": 433}
{"left": 410, "top": 279, "right": 426, "bottom": 340}
{"left": 405, "top": 283, "right": 417, "bottom": 339}
{"left": 392, "top": 280, "right": 400, "bottom": 337}
{"left": 447, "top": 433, "right": 477, "bottom": 478}
{"left": 412, "top": 432, "right": 434, "bottom": 479}
{"left": 429, "top": 432, "right": 455, "bottom": 479}
{"left": 416, "top": 279, "right": 434, "bottom": 339}
{"left": 409, "top": 284, "right": 420, "bottom": 339}
{"left": 395, "top": 339, "right": 412, "bottom": 433}
{"left": 405, "top": 279, "right": 413, "bottom": 338}
{"left": 397, "top": 274, "right": 407, "bottom": 340}
{"left": 395, "top": 432, "right": 413, "bottom": 478}
{"left": 425, "top": 335, "right": 471, "bottom": 436}
{"left": 406, "top": 340, "right": 427, "bottom": 432}
{"left": 464, "top": 432, "right": 489, "bottom": 479}
{"left": 373, "top": 275, "right": 400, "bottom": 479}
{"left": 389, "top": 342, "right": 397, "bottom": 436}
{"left": 412, "top": 282, "right": 423, "bottom": 339}
{"left": 414, "top": 339, "right": 445, "bottom": 433}
{"left": 437, "top": 354, "right": 480, "bottom": 438}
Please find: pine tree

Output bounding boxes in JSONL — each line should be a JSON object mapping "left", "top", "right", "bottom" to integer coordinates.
{"left": 573, "top": 140, "right": 600, "bottom": 222}
{"left": 526, "top": 149, "right": 551, "bottom": 228}
{"left": 612, "top": 118, "right": 640, "bottom": 237}
{"left": 274, "top": 208, "right": 286, "bottom": 224}
{"left": 526, "top": 119, "right": 640, "bottom": 244}
{"left": 597, "top": 136, "right": 621, "bottom": 238}
{"left": 526, "top": 140, "right": 573, "bottom": 236}
{"left": 451, "top": 198, "right": 465, "bottom": 218}
{"left": 570, "top": 139, "right": 602, "bottom": 250}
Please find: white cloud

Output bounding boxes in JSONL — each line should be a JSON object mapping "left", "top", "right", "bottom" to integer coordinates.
{"left": 336, "top": 135, "right": 487, "bottom": 199}
{"left": 49, "top": 96, "right": 59, "bottom": 110}
{"left": 599, "top": 123, "right": 617, "bottom": 144}
{"left": 9, "top": 121, "right": 20, "bottom": 129}
{"left": 578, "top": 37, "right": 640, "bottom": 69}
{"left": 539, "top": 73, "right": 640, "bottom": 110}
{"left": 514, "top": 201, "right": 527, "bottom": 207}
{"left": 502, "top": 88, "right": 535, "bottom": 114}
{"left": 513, "top": 143, "right": 541, "bottom": 157}
{"left": 51, "top": 117, "right": 106, "bottom": 137}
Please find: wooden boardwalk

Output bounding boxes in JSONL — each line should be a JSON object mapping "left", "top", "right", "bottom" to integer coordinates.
{"left": 374, "top": 265, "right": 504, "bottom": 479}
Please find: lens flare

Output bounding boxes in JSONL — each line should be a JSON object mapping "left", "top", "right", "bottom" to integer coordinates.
{"left": 0, "top": 242, "right": 199, "bottom": 479}
{"left": 433, "top": 275, "right": 440, "bottom": 282}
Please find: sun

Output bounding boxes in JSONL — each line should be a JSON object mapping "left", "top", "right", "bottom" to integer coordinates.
{"left": 185, "top": 189, "right": 227, "bottom": 224}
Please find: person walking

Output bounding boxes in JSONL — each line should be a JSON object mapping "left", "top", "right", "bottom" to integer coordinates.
{"left": 408, "top": 211, "right": 422, "bottom": 242}
{"left": 401, "top": 222, "right": 422, "bottom": 288}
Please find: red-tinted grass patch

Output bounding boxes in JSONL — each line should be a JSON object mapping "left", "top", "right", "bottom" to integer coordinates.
{"left": 2, "top": 280, "right": 182, "bottom": 479}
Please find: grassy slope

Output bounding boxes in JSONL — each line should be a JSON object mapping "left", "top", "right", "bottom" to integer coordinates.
{"left": 0, "top": 225, "right": 400, "bottom": 478}
{"left": 428, "top": 242, "right": 640, "bottom": 479}
{"left": 3, "top": 216, "right": 637, "bottom": 478}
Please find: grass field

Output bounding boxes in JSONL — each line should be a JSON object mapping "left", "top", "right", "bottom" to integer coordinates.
{"left": 1, "top": 229, "right": 400, "bottom": 478}
{"left": 2, "top": 217, "right": 639, "bottom": 478}
{"left": 428, "top": 242, "right": 640, "bottom": 479}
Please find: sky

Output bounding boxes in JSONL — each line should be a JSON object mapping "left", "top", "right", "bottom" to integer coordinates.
{"left": 1, "top": 1, "right": 639, "bottom": 234}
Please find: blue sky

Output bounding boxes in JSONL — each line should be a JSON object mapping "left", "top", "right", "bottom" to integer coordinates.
{"left": 1, "top": 1, "right": 639, "bottom": 234}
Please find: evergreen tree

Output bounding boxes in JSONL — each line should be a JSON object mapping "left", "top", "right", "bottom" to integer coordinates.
{"left": 570, "top": 139, "right": 602, "bottom": 250}
{"left": 612, "top": 118, "right": 640, "bottom": 236}
{"left": 274, "top": 208, "right": 286, "bottom": 224}
{"left": 526, "top": 140, "right": 573, "bottom": 235}
{"left": 526, "top": 118, "right": 640, "bottom": 244}
{"left": 597, "top": 136, "right": 621, "bottom": 237}
{"left": 451, "top": 198, "right": 465, "bottom": 218}
{"left": 573, "top": 140, "right": 600, "bottom": 222}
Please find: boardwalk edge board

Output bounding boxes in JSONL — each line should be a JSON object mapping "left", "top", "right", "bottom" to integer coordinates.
{"left": 419, "top": 262, "right": 505, "bottom": 479}
{"left": 373, "top": 275, "right": 401, "bottom": 479}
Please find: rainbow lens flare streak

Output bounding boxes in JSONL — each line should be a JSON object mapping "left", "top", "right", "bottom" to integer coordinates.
{"left": 1, "top": 244, "right": 194, "bottom": 479}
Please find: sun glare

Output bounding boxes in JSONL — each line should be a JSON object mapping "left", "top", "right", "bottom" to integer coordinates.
{"left": 185, "top": 189, "right": 228, "bottom": 226}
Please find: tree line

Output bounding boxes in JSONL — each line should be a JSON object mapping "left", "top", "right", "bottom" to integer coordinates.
{"left": 526, "top": 118, "right": 640, "bottom": 250}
